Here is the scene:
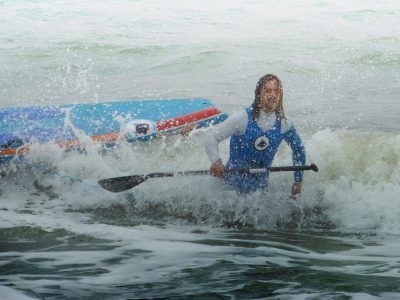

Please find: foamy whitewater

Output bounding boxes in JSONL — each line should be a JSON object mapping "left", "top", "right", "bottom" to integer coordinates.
{"left": 0, "top": 1, "right": 399, "bottom": 299}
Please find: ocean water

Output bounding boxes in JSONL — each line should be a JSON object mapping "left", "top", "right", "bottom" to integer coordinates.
{"left": 1, "top": 1, "right": 400, "bottom": 299}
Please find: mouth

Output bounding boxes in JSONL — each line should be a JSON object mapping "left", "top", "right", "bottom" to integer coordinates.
{"left": 262, "top": 102, "right": 277, "bottom": 112}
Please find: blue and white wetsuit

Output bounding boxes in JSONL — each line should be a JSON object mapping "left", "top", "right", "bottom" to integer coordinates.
{"left": 204, "top": 108, "right": 306, "bottom": 192}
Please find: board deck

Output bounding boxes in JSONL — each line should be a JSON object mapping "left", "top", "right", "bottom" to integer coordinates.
{"left": 0, "top": 98, "right": 227, "bottom": 163}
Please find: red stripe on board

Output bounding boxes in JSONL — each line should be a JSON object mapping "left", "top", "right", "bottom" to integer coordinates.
{"left": 90, "top": 133, "right": 119, "bottom": 143}
{"left": 0, "top": 133, "right": 120, "bottom": 158}
{"left": 0, "top": 146, "right": 30, "bottom": 157}
{"left": 156, "top": 106, "right": 221, "bottom": 131}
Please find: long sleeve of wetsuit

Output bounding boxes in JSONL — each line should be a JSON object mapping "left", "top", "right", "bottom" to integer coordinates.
{"left": 282, "top": 124, "right": 306, "bottom": 182}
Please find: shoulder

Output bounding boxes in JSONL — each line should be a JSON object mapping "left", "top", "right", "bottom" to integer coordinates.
{"left": 226, "top": 109, "right": 248, "bottom": 132}
{"left": 207, "top": 109, "right": 248, "bottom": 138}
{"left": 221, "top": 109, "right": 248, "bottom": 126}
{"left": 280, "top": 117, "right": 295, "bottom": 134}
{"left": 232, "top": 109, "right": 248, "bottom": 120}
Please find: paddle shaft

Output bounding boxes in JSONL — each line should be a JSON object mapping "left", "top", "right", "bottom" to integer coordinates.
{"left": 98, "top": 164, "right": 318, "bottom": 192}
{"left": 146, "top": 164, "right": 317, "bottom": 179}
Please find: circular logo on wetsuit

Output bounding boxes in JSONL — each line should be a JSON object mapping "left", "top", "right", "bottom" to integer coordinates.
{"left": 254, "top": 136, "right": 269, "bottom": 151}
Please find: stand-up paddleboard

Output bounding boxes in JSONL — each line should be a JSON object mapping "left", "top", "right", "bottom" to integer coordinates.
{"left": 0, "top": 98, "right": 227, "bottom": 164}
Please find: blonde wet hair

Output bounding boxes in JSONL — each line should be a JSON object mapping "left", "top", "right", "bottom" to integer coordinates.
{"left": 251, "top": 74, "right": 285, "bottom": 121}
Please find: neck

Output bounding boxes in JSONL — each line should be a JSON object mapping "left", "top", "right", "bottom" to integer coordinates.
{"left": 261, "top": 108, "right": 275, "bottom": 115}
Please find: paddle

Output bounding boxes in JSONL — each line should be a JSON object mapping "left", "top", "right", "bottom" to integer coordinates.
{"left": 98, "top": 163, "right": 318, "bottom": 193}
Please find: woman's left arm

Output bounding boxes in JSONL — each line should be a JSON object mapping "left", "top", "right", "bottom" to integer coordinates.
{"left": 282, "top": 123, "right": 306, "bottom": 196}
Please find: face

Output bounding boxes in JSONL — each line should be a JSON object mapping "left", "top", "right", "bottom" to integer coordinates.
{"left": 259, "top": 79, "right": 280, "bottom": 113}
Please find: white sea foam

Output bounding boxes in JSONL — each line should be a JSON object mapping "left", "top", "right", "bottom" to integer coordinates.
{"left": 1, "top": 127, "right": 399, "bottom": 234}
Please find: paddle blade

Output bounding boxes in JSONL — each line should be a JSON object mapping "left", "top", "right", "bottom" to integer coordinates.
{"left": 310, "top": 163, "right": 318, "bottom": 172}
{"left": 98, "top": 175, "right": 146, "bottom": 192}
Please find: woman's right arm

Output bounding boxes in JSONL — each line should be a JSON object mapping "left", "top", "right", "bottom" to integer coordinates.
{"left": 204, "top": 110, "right": 247, "bottom": 177}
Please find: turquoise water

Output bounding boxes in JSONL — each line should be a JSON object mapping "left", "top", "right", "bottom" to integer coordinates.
{"left": 0, "top": 1, "right": 399, "bottom": 299}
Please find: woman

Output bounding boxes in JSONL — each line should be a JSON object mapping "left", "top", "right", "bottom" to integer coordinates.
{"left": 204, "top": 74, "right": 306, "bottom": 196}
